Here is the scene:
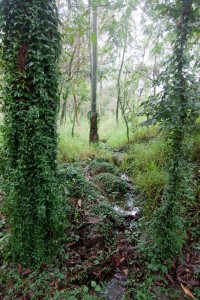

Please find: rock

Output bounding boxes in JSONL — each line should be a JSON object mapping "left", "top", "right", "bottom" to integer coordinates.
{"left": 105, "top": 280, "right": 126, "bottom": 300}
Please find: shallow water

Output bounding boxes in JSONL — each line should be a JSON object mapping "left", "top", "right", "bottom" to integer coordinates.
{"left": 112, "top": 173, "right": 140, "bottom": 218}
{"left": 104, "top": 173, "right": 139, "bottom": 300}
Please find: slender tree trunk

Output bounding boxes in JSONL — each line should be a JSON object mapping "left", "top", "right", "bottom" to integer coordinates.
{"left": 153, "top": 54, "right": 157, "bottom": 96}
{"left": 88, "top": 3, "right": 93, "bottom": 84}
{"left": 116, "top": 43, "right": 126, "bottom": 123}
{"left": 89, "top": 3, "right": 99, "bottom": 143}
{"left": 73, "top": 93, "right": 80, "bottom": 126}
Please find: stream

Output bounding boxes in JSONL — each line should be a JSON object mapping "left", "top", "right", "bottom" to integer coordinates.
{"left": 113, "top": 173, "right": 140, "bottom": 219}
{"left": 104, "top": 171, "right": 140, "bottom": 300}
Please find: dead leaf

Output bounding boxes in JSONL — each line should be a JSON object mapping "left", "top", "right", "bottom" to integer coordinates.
{"left": 78, "top": 199, "right": 82, "bottom": 207}
{"left": 18, "top": 264, "right": 23, "bottom": 273}
{"left": 116, "top": 256, "right": 125, "bottom": 267}
{"left": 155, "top": 281, "right": 163, "bottom": 287}
{"left": 122, "top": 268, "right": 129, "bottom": 276}
{"left": 23, "top": 290, "right": 34, "bottom": 300}
{"left": 172, "top": 260, "right": 176, "bottom": 268}
{"left": 186, "top": 253, "right": 191, "bottom": 263}
{"left": 165, "top": 273, "right": 174, "bottom": 284}
{"left": 189, "top": 279, "right": 200, "bottom": 287}
{"left": 21, "top": 268, "right": 32, "bottom": 277}
{"left": 86, "top": 218, "right": 103, "bottom": 224}
{"left": 185, "top": 268, "right": 191, "bottom": 273}
{"left": 93, "top": 271, "right": 102, "bottom": 278}
{"left": 194, "top": 260, "right": 200, "bottom": 264}
{"left": 177, "top": 265, "right": 186, "bottom": 277}
{"left": 49, "top": 281, "right": 58, "bottom": 287}
{"left": 180, "top": 283, "right": 195, "bottom": 299}
{"left": 64, "top": 241, "right": 77, "bottom": 248}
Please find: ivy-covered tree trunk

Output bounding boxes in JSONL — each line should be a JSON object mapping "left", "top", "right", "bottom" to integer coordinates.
{"left": 0, "top": 0, "right": 64, "bottom": 264}
{"left": 149, "top": 0, "right": 194, "bottom": 261}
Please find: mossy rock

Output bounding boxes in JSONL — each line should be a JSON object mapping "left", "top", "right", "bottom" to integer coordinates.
{"left": 87, "top": 159, "right": 119, "bottom": 176}
{"left": 93, "top": 173, "right": 128, "bottom": 197}
{"left": 58, "top": 163, "right": 100, "bottom": 199}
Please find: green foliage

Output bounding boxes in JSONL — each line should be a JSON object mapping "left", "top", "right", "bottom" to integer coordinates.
{"left": 93, "top": 172, "right": 128, "bottom": 198}
{"left": 87, "top": 158, "right": 119, "bottom": 175}
{"left": 0, "top": 0, "right": 64, "bottom": 264}
{"left": 58, "top": 118, "right": 113, "bottom": 163}
{"left": 58, "top": 163, "right": 99, "bottom": 199}
{"left": 141, "top": 0, "right": 199, "bottom": 263}
{"left": 0, "top": 265, "right": 104, "bottom": 300}
{"left": 92, "top": 199, "right": 119, "bottom": 218}
{"left": 121, "top": 138, "right": 167, "bottom": 210}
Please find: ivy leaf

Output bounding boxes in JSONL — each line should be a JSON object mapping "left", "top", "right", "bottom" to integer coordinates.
{"left": 83, "top": 285, "right": 89, "bottom": 293}
{"left": 91, "top": 281, "right": 97, "bottom": 288}
{"left": 95, "top": 285, "right": 101, "bottom": 292}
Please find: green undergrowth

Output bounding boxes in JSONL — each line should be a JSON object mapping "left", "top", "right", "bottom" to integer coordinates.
{"left": 0, "top": 266, "right": 104, "bottom": 300}
{"left": 121, "top": 135, "right": 168, "bottom": 217}
{"left": 0, "top": 159, "right": 130, "bottom": 300}
{"left": 1, "top": 118, "right": 199, "bottom": 299}
{"left": 185, "top": 122, "right": 200, "bottom": 244}
{"left": 122, "top": 122, "right": 200, "bottom": 299}
{"left": 58, "top": 116, "right": 159, "bottom": 163}
{"left": 93, "top": 172, "right": 128, "bottom": 199}
{"left": 87, "top": 157, "right": 119, "bottom": 175}
{"left": 58, "top": 163, "right": 100, "bottom": 199}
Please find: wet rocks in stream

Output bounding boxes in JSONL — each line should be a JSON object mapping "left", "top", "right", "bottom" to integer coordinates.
{"left": 104, "top": 274, "right": 126, "bottom": 300}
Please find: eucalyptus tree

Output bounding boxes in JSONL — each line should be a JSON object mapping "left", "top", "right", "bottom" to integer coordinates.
{"left": 89, "top": 0, "right": 99, "bottom": 142}
{"left": 0, "top": 0, "right": 64, "bottom": 264}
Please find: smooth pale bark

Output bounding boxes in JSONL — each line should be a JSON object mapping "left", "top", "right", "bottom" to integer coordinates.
{"left": 89, "top": 3, "right": 99, "bottom": 143}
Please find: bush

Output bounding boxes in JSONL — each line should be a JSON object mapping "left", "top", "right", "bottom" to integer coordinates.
{"left": 58, "top": 163, "right": 99, "bottom": 199}
{"left": 87, "top": 158, "right": 119, "bottom": 176}
{"left": 93, "top": 173, "right": 128, "bottom": 198}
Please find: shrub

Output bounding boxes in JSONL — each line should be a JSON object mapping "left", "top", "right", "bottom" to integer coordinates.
{"left": 93, "top": 173, "right": 128, "bottom": 198}
{"left": 58, "top": 163, "right": 99, "bottom": 199}
{"left": 87, "top": 158, "right": 119, "bottom": 176}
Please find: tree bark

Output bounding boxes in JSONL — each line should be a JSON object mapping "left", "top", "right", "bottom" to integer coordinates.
{"left": 89, "top": 2, "right": 99, "bottom": 143}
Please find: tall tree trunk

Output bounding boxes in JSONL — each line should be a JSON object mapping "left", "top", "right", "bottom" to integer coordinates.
{"left": 88, "top": 3, "right": 93, "bottom": 84}
{"left": 116, "top": 42, "right": 126, "bottom": 123}
{"left": 149, "top": 0, "right": 194, "bottom": 261}
{"left": 89, "top": 2, "right": 99, "bottom": 143}
{"left": 73, "top": 94, "right": 80, "bottom": 127}
{"left": 1, "top": 0, "right": 64, "bottom": 264}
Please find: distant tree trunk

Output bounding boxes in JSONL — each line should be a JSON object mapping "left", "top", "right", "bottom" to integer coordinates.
{"left": 89, "top": 3, "right": 99, "bottom": 143}
{"left": 88, "top": 3, "right": 93, "bottom": 83}
{"left": 116, "top": 42, "right": 126, "bottom": 123}
{"left": 73, "top": 94, "right": 80, "bottom": 127}
{"left": 153, "top": 54, "right": 157, "bottom": 96}
{"left": 60, "top": 85, "right": 70, "bottom": 125}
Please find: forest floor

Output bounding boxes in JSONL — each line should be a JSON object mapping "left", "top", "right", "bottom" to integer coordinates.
{"left": 0, "top": 124, "right": 200, "bottom": 300}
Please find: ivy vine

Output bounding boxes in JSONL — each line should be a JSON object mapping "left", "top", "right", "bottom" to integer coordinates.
{"left": 0, "top": 0, "right": 64, "bottom": 265}
{"left": 142, "top": 0, "right": 199, "bottom": 262}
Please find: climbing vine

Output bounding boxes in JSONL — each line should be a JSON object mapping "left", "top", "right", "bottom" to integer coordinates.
{"left": 142, "top": 0, "right": 199, "bottom": 262}
{"left": 0, "top": 0, "right": 64, "bottom": 264}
